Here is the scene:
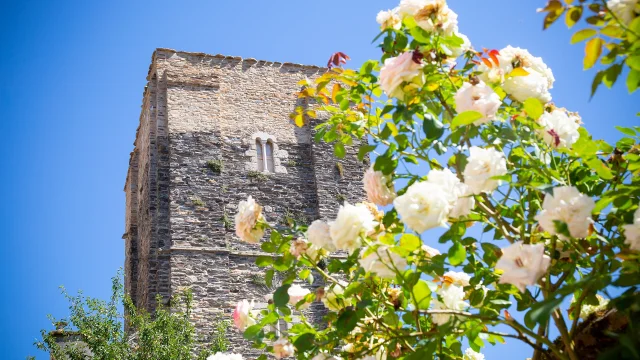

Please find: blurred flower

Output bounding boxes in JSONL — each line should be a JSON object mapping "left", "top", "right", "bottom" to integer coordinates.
{"left": 496, "top": 242, "right": 550, "bottom": 292}
{"left": 535, "top": 186, "right": 595, "bottom": 240}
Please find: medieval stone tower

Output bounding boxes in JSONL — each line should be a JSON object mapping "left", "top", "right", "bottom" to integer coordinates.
{"left": 123, "top": 48, "right": 366, "bottom": 354}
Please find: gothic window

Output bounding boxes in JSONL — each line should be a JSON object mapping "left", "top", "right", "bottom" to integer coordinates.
{"left": 256, "top": 139, "right": 265, "bottom": 172}
{"left": 265, "top": 141, "right": 275, "bottom": 173}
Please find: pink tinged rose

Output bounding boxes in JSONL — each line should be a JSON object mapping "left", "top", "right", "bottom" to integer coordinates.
{"left": 454, "top": 81, "right": 501, "bottom": 126}
{"left": 379, "top": 51, "right": 424, "bottom": 99}
{"left": 535, "top": 186, "right": 595, "bottom": 240}
{"left": 307, "top": 220, "right": 335, "bottom": 252}
{"left": 234, "top": 196, "right": 266, "bottom": 243}
{"left": 363, "top": 166, "right": 396, "bottom": 206}
{"left": 287, "top": 284, "right": 311, "bottom": 308}
{"left": 537, "top": 109, "right": 580, "bottom": 149}
{"left": 233, "top": 299, "right": 255, "bottom": 331}
{"left": 496, "top": 242, "right": 550, "bottom": 292}
{"left": 273, "top": 338, "right": 295, "bottom": 359}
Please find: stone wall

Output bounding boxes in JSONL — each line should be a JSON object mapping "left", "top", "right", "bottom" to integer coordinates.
{"left": 124, "top": 48, "right": 368, "bottom": 354}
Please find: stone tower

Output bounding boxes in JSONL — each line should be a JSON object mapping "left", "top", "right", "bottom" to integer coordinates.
{"left": 123, "top": 48, "right": 366, "bottom": 354}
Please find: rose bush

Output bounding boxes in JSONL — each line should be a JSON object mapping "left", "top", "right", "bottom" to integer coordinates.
{"left": 233, "top": 1, "right": 640, "bottom": 359}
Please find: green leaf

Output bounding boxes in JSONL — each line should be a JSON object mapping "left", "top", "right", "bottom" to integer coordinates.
{"left": 626, "top": 55, "right": 640, "bottom": 71}
{"left": 570, "top": 28, "right": 597, "bottom": 44}
{"left": 594, "top": 196, "right": 614, "bottom": 213}
{"left": 616, "top": 126, "right": 636, "bottom": 137}
{"left": 339, "top": 98, "right": 350, "bottom": 111}
{"left": 255, "top": 256, "right": 273, "bottom": 267}
{"left": 358, "top": 144, "right": 376, "bottom": 161}
{"left": 423, "top": 114, "right": 445, "bottom": 140}
{"left": 565, "top": 6, "right": 582, "bottom": 28}
{"left": 265, "top": 269, "right": 274, "bottom": 287}
{"left": 273, "top": 285, "right": 291, "bottom": 307}
{"left": 336, "top": 308, "right": 364, "bottom": 335}
{"left": 525, "top": 297, "right": 564, "bottom": 326}
{"left": 293, "top": 333, "right": 315, "bottom": 352}
{"left": 243, "top": 324, "right": 264, "bottom": 340}
{"left": 523, "top": 98, "right": 544, "bottom": 120}
{"left": 586, "top": 157, "right": 614, "bottom": 179}
{"left": 451, "top": 110, "right": 483, "bottom": 129}
{"left": 590, "top": 71, "right": 604, "bottom": 99}
{"left": 412, "top": 279, "right": 432, "bottom": 310}
{"left": 334, "top": 143, "right": 346, "bottom": 158}
{"left": 299, "top": 269, "right": 310, "bottom": 280}
{"left": 626, "top": 69, "right": 640, "bottom": 94}
{"left": 583, "top": 37, "right": 603, "bottom": 70}
{"left": 400, "top": 234, "right": 422, "bottom": 252}
{"left": 600, "top": 25, "right": 624, "bottom": 38}
{"left": 603, "top": 63, "right": 623, "bottom": 88}
{"left": 448, "top": 242, "right": 466, "bottom": 266}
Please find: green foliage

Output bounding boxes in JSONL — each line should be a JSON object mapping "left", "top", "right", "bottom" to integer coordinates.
{"left": 33, "top": 272, "right": 231, "bottom": 360}
{"left": 539, "top": 0, "right": 640, "bottom": 97}
{"left": 206, "top": 159, "right": 224, "bottom": 173}
{"left": 191, "top": 197, "right": 205, "bottom": 207}
{"left": 248, "top": 170, "right": 269, "bottom": 182}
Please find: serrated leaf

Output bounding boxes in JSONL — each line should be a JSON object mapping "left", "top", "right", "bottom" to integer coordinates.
{"left": 571, "top": 28, "right": 597, "bottom": 44}
{"left": 583, "top": 37, "right": 603, "bottom": 70}
{"left": 523, "top": 98, "right": 544, "bottom": 120}
{"left": 451, "top": 110, "right": 483, "bottom": 129}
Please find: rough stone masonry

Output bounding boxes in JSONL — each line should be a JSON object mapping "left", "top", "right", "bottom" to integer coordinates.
{"left": 123, "top": 48, "right": 367, "bottom": 356}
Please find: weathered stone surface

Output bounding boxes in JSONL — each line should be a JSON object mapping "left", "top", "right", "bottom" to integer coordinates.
{"left": 124, "top": 48, "right": 367, "bottom": 355}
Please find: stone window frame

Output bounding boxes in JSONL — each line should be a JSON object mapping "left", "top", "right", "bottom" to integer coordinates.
{"left": 245, "top": 132, "right": 288, "bottom": 174}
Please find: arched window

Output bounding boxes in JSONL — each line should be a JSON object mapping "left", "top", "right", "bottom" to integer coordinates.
{"left": 265, "top": 141, "right": 275, "bottom": 173}
{"left": 256, "top": 139, "right": 265, "bottom": 171}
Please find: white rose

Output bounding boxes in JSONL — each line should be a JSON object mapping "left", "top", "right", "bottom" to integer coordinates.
{"left": 235, "top": 196, "right": 266, "bottom": 243}
{"left": 463, "top": 146, "right": 508, "bottom": 195}
{"left": 307, "top": 220, "right": 336, "bottom": 252}
{"left": 496, "top": 242, "right": 551, "bottom": 292}
{"left": 379, "top": 51, "right": 424, "bottom": 99}
{"left": 608, "top": 0, "right": 638, "bottom": 25}
{"left": 454, "top": 81, "right": 502, "bottom": 126}
{"left": 393, "top": 181, "right": 451, "bottom": 233}
{"left": 537, "top": 109, "right": 580, "bottom": 149}
{"left": 535, "top": 186, "right": 595, "bottom": 240}
{"left": 448, "top": 32, "right": 472, "bottom": 59}
{"left": 463, "top": 348, "right": 485, "bottom": 360}
{"left": 288, "top": 284, "right": 311, "bottom": 308}
{"left": 359, "top": 246, "right": 408, "bottom": 279}
{"left": 376, "top": 9, "right": 401, "bottom": 30}
{"left": 426, "top": 168, "right": 475, "bottom": 218}
{"left": 421, "top": 244, "right": 441, "bottom": 258}
{"left": 623, "top": 207, "right": 640, "bottom": 250}
{"left": 363, "top": 166, "right": 396, "bottom": 206}
{"left": 432, "top": 284, "right": 468, "bottom": 325}
{"left": 329, "top": 202, "right": 377, "bottom": 253}
{"left": 207, "top": 353, "right": 244, "bottom": 360}
{"left": 322, "top": 281, "right": 350, "bottom": 311}
{"left": 442, "top": 271, "right": 471, "bottom": 287}
{"left": 232, "top": 299, "right": 255, "bottom": 331}
{"left": 273, "top": 338, "right": 295, "bottom": 359}
{"left": 397, "top": 0, "right": 459, "bottom": 36}
{"left": 479, "top": 46, "right": 554, "bottom": 103}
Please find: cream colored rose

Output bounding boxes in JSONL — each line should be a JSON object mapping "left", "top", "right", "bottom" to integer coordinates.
{"left": 608, "top": 0, "right": 638, "bottom": 25}
{"left": 426, "top": 168, "right": 475, "bottom": 218}
{"left": 442, "top": 271, "right": 470, "bottom": 287}
{"left": 393, "top": 181, "right": 451, "bottom": 233}
{"left": 463, "top": 146, "right": 508, "bottom": 195}
{"left": 397, "top": 0, "right": 459, "bottom": 36}
{"left": 273, "top": 338, "right": 295, "bottom": 359}
{"left": 622, "top": 207, "right": 640, "bottom": 250}
{"left": 363, "top": 166, "right": 396, "bottom": 206}
{"left": 329, "top": 202, "right": 377, "bottom": 253}
{"left": 288, "top": 284, "right": 311, "bottom": 309}
{"left": 359, "top": 245, "right": 408, "bottom": 279}
{"left": 234, "top": 196, "right": 266, "bottom": 243}
{"left": 454, "top": 81, "right": 501, "bottom": 126}
{"left": 307, "top": 220, "right": 335, "bottom": 251}
{"left": 379, "top": 51, "right": 424, "bottom": 99}
{"left": 376, "top": 9, "right": 401, "bottom": 30}
{"left": 496, "top": 242, "right": 550, "bottom": 292}
{"left": 535, "top": 186, "right": 595, "bottom": 240}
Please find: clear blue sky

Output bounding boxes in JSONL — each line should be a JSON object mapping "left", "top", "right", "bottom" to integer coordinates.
{"left": 0, "top": 0, "right": 635, "bottom": 358}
